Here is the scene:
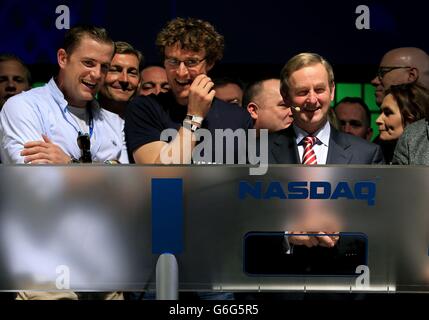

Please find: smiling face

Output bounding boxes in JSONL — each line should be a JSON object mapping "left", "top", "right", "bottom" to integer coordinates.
{"left": 57, "top": 36, "right": 114, "bottom": 107}
{"left": 100, "top": 53, "right": 140, "bottom": 102}
{"left": 163, "top": 43, "right": 213, "bottom": 105}
{"left": 139, "top": 66, "right": 170, "bottom": 96}
{"left": 376, "top": 93, "right": 404, "bottom": 141}
{"left": 286, "top": 63, "right": 335, "bottom": 134}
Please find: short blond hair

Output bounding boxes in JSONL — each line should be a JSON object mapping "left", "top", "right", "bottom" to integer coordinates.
{"left": 280, "top": 53, "right": 334, "bottom": 99}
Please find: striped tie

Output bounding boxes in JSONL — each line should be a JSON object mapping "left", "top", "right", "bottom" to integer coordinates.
{"left": 302, "top": 136, "right": 317, "bottom": 165}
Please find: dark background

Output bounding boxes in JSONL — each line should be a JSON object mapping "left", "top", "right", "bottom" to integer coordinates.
{"left": 0, "top": 0, "right": 428, "bottom": 84}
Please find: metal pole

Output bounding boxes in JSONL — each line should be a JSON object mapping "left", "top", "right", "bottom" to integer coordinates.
{"left": 156, "top": 253, "right": 178, "bottom": 300}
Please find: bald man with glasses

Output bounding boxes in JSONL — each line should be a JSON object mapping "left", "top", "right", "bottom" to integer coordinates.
{"left": 371, "top": 47, "right": 429, "bottom": 106}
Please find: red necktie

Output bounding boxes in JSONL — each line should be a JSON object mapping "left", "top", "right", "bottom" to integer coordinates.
{"left": 302, "top": 136, "right": 317, "bottom": 165}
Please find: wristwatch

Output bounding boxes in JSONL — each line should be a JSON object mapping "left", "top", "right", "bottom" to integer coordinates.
{"left": 104, "top": 160, "right": 120, "bottom": 165}
{"left": 69, "top": 157, "right": 80, "bottom": 164}
{"left": 185, "top": 114, "right": 204, "bottom": 125}
{"left": 183, "top": 119, "right": 200, "bottom": 133}
{"left": 183, "top": 114, "right": 204, "bottom": 133}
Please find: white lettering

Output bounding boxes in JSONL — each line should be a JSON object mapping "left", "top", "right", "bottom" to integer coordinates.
{"left": 55, "top": 265, "right": 70, "bottom": 289}
{"left": 355, "top": 5, "right": 370, "bottom": 30}
{"left": 355, "top": 265, "right": 370, "bottom": 288}
{"left": 55, "top": 5, "right": 70, "bottom": 30}
{"left": 159, "top": 128, "right": 268, "bottom": 175}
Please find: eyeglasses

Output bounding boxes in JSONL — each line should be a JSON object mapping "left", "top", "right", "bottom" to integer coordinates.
{"left": 377, "top": 66, "right": 411, "bottom": 79}
{"left": 164, "top": 57, "right": 206, "bottom": 69}
{"left": 77, "top": 132, "right": 92, "bottom": 163}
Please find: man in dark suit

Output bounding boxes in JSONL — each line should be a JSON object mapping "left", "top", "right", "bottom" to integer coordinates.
{"left": 268, "top": 52, "right": 384, "bottom": 166}
{"left": 268, "top": 52, "right": 384, "bottom": 251}
{"left": 269, "top": 124, "right": 383, "bottom": 164}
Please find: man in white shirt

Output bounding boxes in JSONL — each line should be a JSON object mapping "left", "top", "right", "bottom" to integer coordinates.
{"left": 0, "top": 25, "right": 128, "bottom": 165}
{"left": 0, "top": 26, "right": 128, "bottom": 301}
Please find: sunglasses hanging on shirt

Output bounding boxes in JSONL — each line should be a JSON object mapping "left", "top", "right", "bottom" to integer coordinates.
{"left": 77, "top": 132, "right": 92, "bottom": 163}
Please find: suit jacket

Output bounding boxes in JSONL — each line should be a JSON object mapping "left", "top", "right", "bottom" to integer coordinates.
{"left": 265, "top": 124, "right": 382, "bottom": 276}
{"left": 393, "top": 119, "right": 429, "bottom": 165}
{"left": 268, "top": 124, "right": 384, "bottom": 164}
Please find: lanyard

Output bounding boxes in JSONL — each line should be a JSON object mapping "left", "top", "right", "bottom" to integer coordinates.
{"left": 64, "top": 105, "right": 94, "bottom": 138}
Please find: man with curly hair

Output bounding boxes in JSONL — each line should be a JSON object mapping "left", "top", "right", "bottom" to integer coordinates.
{"left": 125, "top": 17, "right": 252, "bottom": 164}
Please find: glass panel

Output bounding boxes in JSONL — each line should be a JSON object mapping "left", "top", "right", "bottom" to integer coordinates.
{"left": 0, "top": 166, "right": 427, "bottom": 293}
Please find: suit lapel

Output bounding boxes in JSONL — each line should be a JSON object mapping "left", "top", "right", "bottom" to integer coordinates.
{"left": 326, "top": 127, "right": 353, "bottom": 164}
{"left": 270, "top": 126, "right": 355, "bottom": 164}
{"left": 271, "top": 127, "right": 300, "bottom": 164}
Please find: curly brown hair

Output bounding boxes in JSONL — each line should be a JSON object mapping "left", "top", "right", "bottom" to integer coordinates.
{"left": 156, "top": 17, "right": 224, "bottom": 65}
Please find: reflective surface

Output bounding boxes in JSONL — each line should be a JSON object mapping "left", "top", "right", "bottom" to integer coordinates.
{"left": 0, "top": 165, "right": 427, "bottom": 293}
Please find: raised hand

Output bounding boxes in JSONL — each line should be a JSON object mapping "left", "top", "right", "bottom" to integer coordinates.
{"left": 187, "top": 74, "right": 215, "bottom": 118}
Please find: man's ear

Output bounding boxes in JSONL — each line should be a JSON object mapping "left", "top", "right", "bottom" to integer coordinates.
{"left": 57, "top": 49, "right": 68, "bottom": 69}
{"left": 330, "top": 83, "right": 336, "bottom": 102}
{"left": 408, "top": 67, "right": 419, "bottom": 82}
{"left": 205, "top": 61, "right": 215, "bottom": 73}
{"left": 366, "top": 127, "right": 373, "bottom": 141}
{"left": 247, "top": 102, "right": 259, "bottom": 120}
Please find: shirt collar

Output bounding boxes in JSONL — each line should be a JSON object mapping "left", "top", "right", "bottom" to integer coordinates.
{"left": 47, "top": 77, "right": 100, "bottom": 114}
{"left": 47, "top": 78, "right": 68, "bottom": 113}
{"left": 294, "top": 120, "right": 331, "bottom": 146}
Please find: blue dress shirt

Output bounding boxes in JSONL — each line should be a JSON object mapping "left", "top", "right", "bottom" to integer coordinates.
{"left": 0, "top": 78, "right": 128, "bottom": 164}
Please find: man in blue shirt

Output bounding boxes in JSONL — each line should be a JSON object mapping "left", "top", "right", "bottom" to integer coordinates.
{"left": 0, "top": 25, "right": 128, "bottom": 164}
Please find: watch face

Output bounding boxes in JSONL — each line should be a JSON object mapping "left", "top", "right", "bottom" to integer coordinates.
{"left": 192, "top": 115, "right": 204, "bottom": 123}
{"left": 186, "top": 114, "right": 203, "bottom": 124}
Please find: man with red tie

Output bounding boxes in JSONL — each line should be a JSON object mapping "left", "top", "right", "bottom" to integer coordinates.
{"left": 267, "top": 53, "right": 384, "bottom": 250}
{"left": 268, "top": 52, "right": 383, "bottom": 165}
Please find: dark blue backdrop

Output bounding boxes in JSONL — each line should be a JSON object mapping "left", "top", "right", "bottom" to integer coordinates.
{"left": 0, "top": 0, "right": 427, "bottom": 81}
